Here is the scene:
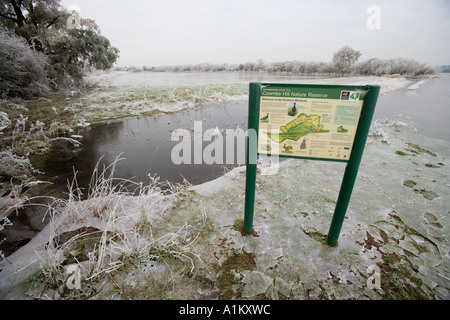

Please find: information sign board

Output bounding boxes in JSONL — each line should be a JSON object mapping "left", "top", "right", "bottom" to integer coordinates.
{"left": 258, "top": 85, "right": 366, "bottom": 162}
{"left": 244, "top": 83, "right": 381, "bottom": 246}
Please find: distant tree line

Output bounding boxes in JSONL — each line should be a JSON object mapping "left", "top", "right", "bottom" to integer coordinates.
{"left": 126, "top": 46, "right": 435, "bottom": 78}
{"left": 353, "top": 57, "right": 435, "bottom": 76}
{"left": 0, "top": 0, "right": 119, "bottom": 99}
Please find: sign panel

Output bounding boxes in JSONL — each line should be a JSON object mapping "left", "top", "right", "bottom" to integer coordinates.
{"left": 257, "top": 85, "right": 366, "bottom": 162}
{"left": 244, "top": 83, "right": 381, "bottom": 245}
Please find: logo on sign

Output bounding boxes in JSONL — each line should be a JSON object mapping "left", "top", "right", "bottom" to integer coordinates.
{"left": 340, "top": 91, "right": 360, "bottom": 103}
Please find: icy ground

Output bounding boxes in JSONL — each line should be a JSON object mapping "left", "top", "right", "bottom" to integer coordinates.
{"left": 0, "top": 114, "right": 448, "bottom": 300}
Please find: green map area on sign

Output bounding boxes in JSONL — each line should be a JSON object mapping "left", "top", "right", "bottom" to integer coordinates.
{"left": 268, "top": 113, "right": 329, "bottom": 143}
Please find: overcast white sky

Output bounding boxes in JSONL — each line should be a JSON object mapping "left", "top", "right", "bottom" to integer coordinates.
{"left": 60, "top": 0, "right": 450, "bottom": 67}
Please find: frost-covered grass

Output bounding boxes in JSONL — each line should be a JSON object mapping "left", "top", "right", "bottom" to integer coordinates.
{"left": 0, "top": 156, "right": 210, "bottom": 299}
{"left": 75, "top": 83, "right": 249, "bottom": 122}
{"left": 0, "top": 149, "right": 38, "bottom": 181}
{"left": 73, "top": 74, "right": 428, "bottom": 124}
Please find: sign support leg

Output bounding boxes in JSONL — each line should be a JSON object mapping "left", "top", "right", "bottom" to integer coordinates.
{"left": 242, "top": 83, "right": 380, "bottom": 244}
{"left": 327, "top": 85, "right": 380, "bottom": 246}
{"left": 244, "top": 161, "right": 257, "bottom": 234}
{"left": 244, "top": 83, "right": 261, "bottom": 234}
{"left": 327, "top": 155, "right": 361, "bottom": 246}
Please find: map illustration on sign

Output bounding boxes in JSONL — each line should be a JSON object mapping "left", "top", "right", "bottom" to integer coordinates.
{"left": 268, "top": 113, "right": 329, "bottom": 143}
{"left": 257, "top": 86, "right": 365, "bottom": 161}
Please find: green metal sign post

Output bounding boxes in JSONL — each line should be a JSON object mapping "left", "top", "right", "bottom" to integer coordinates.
{"left": 244, "top": 82, "right": 380, "bottom": 246}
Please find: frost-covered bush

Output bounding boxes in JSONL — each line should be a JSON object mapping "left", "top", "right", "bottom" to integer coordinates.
{"left": 0, "top": 28, "right": 51, "bottom": 99}
{"left": 0, "top": 112, "right": 11, "bottom": 134}
{"left": 387, "top": 58, "right": 435, "bottom": 76}
{"left": 1, "top": 1, "right": 119, "bottom": 95}
{"left": 0, "top": 149, "right": 38, "bottom": 180}
{"left": 352, "top": 58, "right": 435, "bottom": 76}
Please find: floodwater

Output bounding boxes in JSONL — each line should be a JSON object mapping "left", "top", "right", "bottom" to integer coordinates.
{"left": 37, "top": 100, "right": 250, "bottom": 190}
{"left": 100, "top": 71, "right": 450, "bottom": 142}
{"left": 27, "top": 72, "right": 338, "bottom": 194}
{"left": 374, "top": 73, "right": 450, "bottom": 142}
{"left": 1, "top": 72, "right": 449, "bottom": 257}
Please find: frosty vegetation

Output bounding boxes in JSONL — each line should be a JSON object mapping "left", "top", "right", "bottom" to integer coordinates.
{"left": 0, "top": 0, "right": 119, "bottom": 266}
{"left": 0, "top": 28, "right": 50, "bottom": 99}
{"left": 135, "top": 46, "right": 435, "bottom": 78}
{"left": 0, "top": 0, "right": 119, "bottom": 99}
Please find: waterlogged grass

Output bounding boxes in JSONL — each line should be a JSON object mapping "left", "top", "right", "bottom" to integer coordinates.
{"left": 1, "top": 83, "right": 248, "bottom": 152}
{"left": 87, "top": 83, "right": 248, "bottom": 121}
{"left": 57, "top": 83, "right": 248, "bottom": 123}
{"left": 14, "top": 83, "right": 248, "bottom": 125}
{"left": 104, "top": 83, "right": 248, "bottom": 105}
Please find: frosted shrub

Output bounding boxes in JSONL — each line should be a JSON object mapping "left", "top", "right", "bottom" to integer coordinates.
{"left": 0, "top": 28, "right": 51, "bottom": 99}
{"left": 0, "top": 150, "right": 38, "bottom": 180}
{"left": 49, "top": 122, "right": 73, "bottom": 136}
{"left": 14, "top": 114, "right": 28, "bottom": 135}
{"left": 0, "top": 112, "right": 11, "bottom": 134}
{"left": 29, "top": 121, "right": 46, "bottom": 135}
{"left": 352, "top": 58, "right": 434, "bottom": 77}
